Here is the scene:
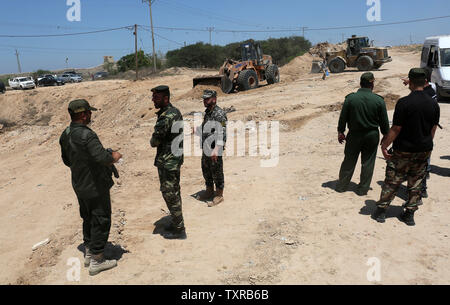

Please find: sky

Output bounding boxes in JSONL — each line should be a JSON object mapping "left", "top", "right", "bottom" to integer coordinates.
{"left": 0, "top": 0, "right": 450, "bottom": 74}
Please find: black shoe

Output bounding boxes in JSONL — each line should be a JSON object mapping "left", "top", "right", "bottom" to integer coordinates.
{"left": 372, "top": 207, "right": 386, "bottom": 223}
{"left": 163, "top": 228, "right": 187, "bottom": 240}
{"left": 356, "top": 189, "right": 368, "bottom": 196}
{"left": 401, "top": 210, "right": 416, "bottom": 226}
{"left": 421, "top": 190, "right": 428, "bottom": 198}
{"left": 163, "top": 223, "right": 176, "bottom": 232}
{"left": 335, "top": 186, "right": 346, "bottom": 193}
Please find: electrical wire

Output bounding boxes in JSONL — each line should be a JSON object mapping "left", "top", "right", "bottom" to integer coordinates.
{"left": 0, "top": 26, "right": 134, "bottom": 38}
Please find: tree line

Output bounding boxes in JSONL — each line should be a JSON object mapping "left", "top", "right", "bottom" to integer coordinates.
{"left": 165, "top": 36, "right": 311, "bottom": 68}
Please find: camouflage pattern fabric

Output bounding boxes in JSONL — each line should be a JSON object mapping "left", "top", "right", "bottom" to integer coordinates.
{"left": 201, "top": 105, "right": 227, "bottom": 156}
{"left": 202, "top": 155, "right": 224, "bottom": 190}
{"left": 158, "top": 168, "right": 184, "bottom": 230}
{"left": 378, "top": 150, "right": 431, "bottom": 211}
{"left": 150, "top": 103, "right": 184, "bottom": 171}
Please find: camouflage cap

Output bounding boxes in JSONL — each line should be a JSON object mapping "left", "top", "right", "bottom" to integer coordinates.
{"left": 202, "top": 89, "right": 217, "bottom": 99}
{"left": 151, "top": 85, "right": 170, "bottom": 95}
{"left": 360, "top": 72, "right": 375, "bottom": 83}
{"left": 408, "top": 68, "right": 426, "bottom": 80}
{"left": 68, "top": 99, "right": 97, "bottom": 114}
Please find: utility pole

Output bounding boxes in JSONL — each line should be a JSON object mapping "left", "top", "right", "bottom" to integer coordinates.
{"left": 301, "top": 27, "right": 308, "bottom": 39}
{"left": 143, "top": 0, "right": 157, "bottom": 73}
{"left": 342, "top": 33, "right": 345, "bottom": 43}
{"left": 207, "top": 27, "right": 214, "bottom": 45}
{"left": 15, "top": 49, "right": 22, "bottom": 73}
{"left": 134, "top": 24, "right": 138, "bottom": 81}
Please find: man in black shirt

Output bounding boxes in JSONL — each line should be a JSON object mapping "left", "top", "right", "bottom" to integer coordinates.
{"left": 373, "top": 68, "right": 440, "bottom": 226}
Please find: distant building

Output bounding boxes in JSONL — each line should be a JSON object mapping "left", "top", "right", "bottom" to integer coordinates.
{"left": 103, "top": 56, "right": 114, "bottom": 64}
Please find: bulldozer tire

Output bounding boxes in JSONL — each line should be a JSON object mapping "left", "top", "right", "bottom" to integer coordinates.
{"left": 329, "top": 58, "right": 345, "bottom": 73}
{"left": 238, "top": 69, "right": 259, "bottom": 91}
{"left": 373, "top": 63, "right": 382, "bottom": 69}
{"left": 357, "top": 56, "right": 374, "bottom": 71}
{"left": 266, "top": 64, "right": 280, "bottom": 84}
{"left": 221, "top": 76, "right": 233, "bottom": 94}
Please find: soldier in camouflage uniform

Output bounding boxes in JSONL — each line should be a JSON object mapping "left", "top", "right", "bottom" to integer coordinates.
{"left": 374, "top": 69, "right": 440, "bottom": 226}
{"left": 149, "top": 85, "right": 186, "bottom": 239}
{"left": 59, "top": 99, "right": 122, "bottom": 276}
{"left": 199, "top": 89, "right": 227, "bottom": 207}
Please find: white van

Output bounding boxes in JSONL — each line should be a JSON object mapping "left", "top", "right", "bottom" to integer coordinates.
{"left": 421, "top": 36, "right": 450, "bottom": 99}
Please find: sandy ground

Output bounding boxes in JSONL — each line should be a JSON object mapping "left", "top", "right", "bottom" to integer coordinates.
{"left": 0, "top": 48, "right": 449, "bottom": 285}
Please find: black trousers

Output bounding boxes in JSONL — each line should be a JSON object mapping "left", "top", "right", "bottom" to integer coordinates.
{"left": 201, "top": 155, "right": 224, "bottom": 190}
{"left": 77, "top": 192, "right": 112, "bottom": 255}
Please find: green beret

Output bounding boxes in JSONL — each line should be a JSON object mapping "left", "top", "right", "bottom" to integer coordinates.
{"left": 202, "top": 89, "right": 217, "bottom": 99}
{"left": 68, "top": 99, "right": 97, "bottom": 114}
{"left": 408, "top": 68, "right": 426, "bottom": 80}
{"left": 360, "top": 72, "right": 375, "bottom": 83}
{"left": 151, "top": 85, "right": 170, "bottom": 95}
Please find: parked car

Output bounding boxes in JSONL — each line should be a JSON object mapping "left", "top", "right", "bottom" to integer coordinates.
{"left": 8, "top": 77, "right": 36, "bottom": 90}
{"left": 38, "top": 75, "right": 65, "bottom": 86}
{"left": 70, "top": 74, "right": 83, "bottom": 82}
{"left": 94, "top": 71, "right": 108, "bottom": 79}
{"left": 59, "top": 74, "right": 73, "bottom": 83}
{"left": 0, "top": 80, "right": 6, "bottom": 93}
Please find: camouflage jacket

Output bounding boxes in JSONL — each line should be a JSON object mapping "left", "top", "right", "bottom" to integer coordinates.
{"left": 150, "top": 103, "right": 184, "bottom": 170}
{"left": 59, "top": 122, "right": 114, "bottom": 199}
{"left": 202, "top": 105, "right": 228, "bottom": 151}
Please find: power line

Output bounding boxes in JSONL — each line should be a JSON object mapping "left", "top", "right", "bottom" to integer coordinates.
{"left": 306, "top": 15, "right": 450, "bottom": 31}
{"left": 0, "top": 44, "right": 131, "bottom": 52}
{"left": 140, "top": 15, "right": 450, "bottom": 33}
{"left": 140, "top": 27, "right": 183, "bottom": 46}
{"left": 0, "top": 26, "right": 134, "bottom": 38}
{"left": 157, "top": 0, "right": 268, "bottom": 29}
{"left": 153, "top": 33, "right": 184, "bottom": 46}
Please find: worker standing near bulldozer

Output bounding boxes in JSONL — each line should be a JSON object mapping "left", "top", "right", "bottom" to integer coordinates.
{"left": 198, "top": 89, "right": 228, "bottom": 207}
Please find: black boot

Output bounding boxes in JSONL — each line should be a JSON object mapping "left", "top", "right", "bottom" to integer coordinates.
{"left": 372, "top": 207, "right": 386, "bottom": 223}
{"left": 421, "top": 178, "right": 428, "bottom": 198}
{"left": 163, "top": 227, "right": 187, "bottom": 240}
{"left": 401, "top": 209, "right": 416, "bottom": 226}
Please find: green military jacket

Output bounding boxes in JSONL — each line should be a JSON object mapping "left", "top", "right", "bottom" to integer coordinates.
{"left": 338, "top": 88, "right": 390, "bottom": 135}
{"left": 201, "top": 104, "right": 228, "bottom": 150}
{"left": 150, "top": 103, "right": 184, "bottom": 170}
{"left": 59, "top": 122, "right": 115, "bottom": 199}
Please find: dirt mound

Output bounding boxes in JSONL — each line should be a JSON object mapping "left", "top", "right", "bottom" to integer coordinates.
{"left": 309, "top": 42, "right": 347, "bottom": 57}
{"left": 177, "top": 84, "right": 225, "bottom": 101}
{"left": 280, "top": 42, "right": 347, "bottom": 82}
{"left": 280, "top": 53, "right": 316, "bottom": 82}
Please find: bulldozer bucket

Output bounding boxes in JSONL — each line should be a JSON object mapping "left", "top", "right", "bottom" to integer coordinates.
{"left": 193, "top": 75, "right": 222, "bottom": 88}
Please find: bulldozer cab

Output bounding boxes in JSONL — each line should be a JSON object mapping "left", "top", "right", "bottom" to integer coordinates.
{"left": 241, "top": 42, "right": 263, "bottom": 65}
{"left": 347, "top": 36, "right": 370, "bottom": 56}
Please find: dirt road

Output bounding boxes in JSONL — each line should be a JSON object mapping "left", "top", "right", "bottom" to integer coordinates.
{"left": 0, "top": 48, "right": 448, "bottom": 284}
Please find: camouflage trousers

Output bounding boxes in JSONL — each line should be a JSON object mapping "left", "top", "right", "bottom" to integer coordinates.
{"left": 202, "top": 155, "right": 224, "bottom": 190}
{"left": 158, "top": 167, "right": 184, "bottom": 230}
{"left": 378, "top": 150, "right": 431, "bottom": 211}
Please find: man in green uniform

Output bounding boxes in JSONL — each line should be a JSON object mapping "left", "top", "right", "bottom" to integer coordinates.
{"left": 198, "top": 89, "right": 227, "bottom": 207}
{"left": 336, "top": 72, "right": 390, "bottom": 196}
{"left": 373, "top": 68, "right": 440, "bottom": 226}
{"left": 150, "top": 85, "right": 186, "bottom": 239}
{"left": 59, "top": 99, "right": 122, "bottom": 276}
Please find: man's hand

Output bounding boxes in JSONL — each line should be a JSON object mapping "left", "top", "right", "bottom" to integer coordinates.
{"left": 338, "top": 132, "right": 346, "bottom": 144}
{"left": 381, "top": 147, "right": 392, "bottom": 160}
{"left": 111, "top": 151, "right": 122, "bottom": 163}
{"left": 211, "top": 147, "right": 219, "bottom": 162}
{"left": 402, "top": 78, "right": 410, "bottom": 86}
